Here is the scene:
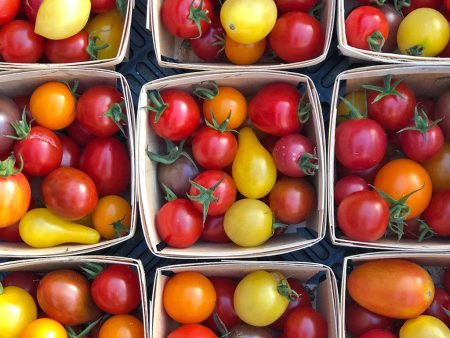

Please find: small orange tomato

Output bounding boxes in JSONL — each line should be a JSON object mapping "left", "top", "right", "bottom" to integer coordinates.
{"left": 20, "top": 318, "right": 67, "bottom": 338}
{"left": 91, "top": 195, "right": 131, "bottom": 239}
{"left": 98, "top": 314, "right": 144, "bottom": 338}
{"left": 225, "top": 34, "right": 266, "bottom": 65}
{"left": 30, "top": 82, "right": 76, "bottom": 130}
{"left": 163, "top": 271, "right": 216, "bottom": 324}
{"left": 374, "top": 159, "right": 432, "bottom": 220}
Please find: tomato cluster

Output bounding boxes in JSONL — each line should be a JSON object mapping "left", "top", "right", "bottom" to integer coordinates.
{"left": 334, "top": 74, "right": 450, "bottom": 243}
{"left": 160, "top": 0, "right": 325, "bottom": 65}
{"left": 345, "top": 258, "right": 450, "bottom": 338}
{"left": 0, "top": 80, "right": 132, "bottom": 248}
{"left": 0, "top": 263, "right": 144, "bottom": 338}
{"left": 0, "top": 0, "right": 126, "bottom": 64}
{"left": 162, "top": 270, "right": 327, "bottom": 338}
{"left": 146, "top": 80, "right": 318, "bottom": 249}
{"left": 345, "top": 0, "right": 450, "bottom": 57}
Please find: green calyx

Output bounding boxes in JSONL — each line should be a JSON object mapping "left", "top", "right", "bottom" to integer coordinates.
{"left": 188, "top": 0, "right": 211, "bottom": 38}
{"left": 309, "top": 2, "right": 324, "bottom": 20}
{"left": 338, "top": 95, "right": 365, "bottom": 119}
{"left": 298, "top": 152, "right": 319, "bottom": 176}
{"left": 362, "top": 75, "right": 405, "bottom": 104}
{"left": 104, "top": 101, "right": 127, "bottom": 137}
{"left": 393, "top": 0, "right": 411, "bottom": 11}
{"left": 205, "top": 111, "right": 236, "bottom": 133}
{"left": 144, "top": 90, "right": 169, "bottom": 123}
{"left": 0, "top": 155, "right": 24, "bottom": 178}
{"left": 397, "top": 107, "right": 442, "bottom": 136}
{"left": 66, "top": 315, "right": 108, "bottom": 338}
{"left": 146, "top": 139, "right": 197, "bottom": 169}
{"left": 405, "top": 44, "right": 424, "bottom": 56}
{"left": 277, "top": 278, "right": 299, "bottom": 302}
{"left": 298, "top": 95, "right": 311, "bottom": 124}
{"left": 112, "top": 218, "right": 130, "bottom": 238}
{"left": 116, "top": 0, "right": 128, "bottom": 18}
{"left": 63, "top": 80, "right": 79, "bottom": 98}
{"left": 415, "top": 219, "right": 435, "bottom": 243}
{"left": 86, "top": 35, "right": 109, "bottom": 60}
{"left": 367, "top": 31, "right": 385, "bottom": 53}
{"left": 371, "top": 0, "right": 387, "bottom": 5}
{"left": 80, "top": 262, "right": 104, "bottom": 280}
{"left": 7, "top": 109, "right": 31, "bottom": 140}
{"left": 193, "top": 80, "right": 219, "bottom": 100}
{"left": 162, "top": 184, "right": 178, "bottom": 202}
{"left": 187, "top": 177, "right": 224, "bottom": 224}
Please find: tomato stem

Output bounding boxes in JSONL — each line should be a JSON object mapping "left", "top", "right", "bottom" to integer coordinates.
{"left": 116, "top": 0, "right": 127, "bottom": 18}
{"left": 162, "top": 184, "right": 178, "bottom": 202}
{"left": 112, "top": 218, "right": 129, "bottom": 238}
{"left": 86, "top": 35, "right": 109, "bottom": 60}
{"left": 63, "top": 80, "right": 80, "bottom": 98}
{"left": 393, "top": 0, "right": 411, "bottom": 11}
{"left": 6, "top": 108, "right": 31, "bottom": 140}
{"left": 406, "top": 44, "right": 424, "bottom": 56}
{"left": 187, "top": 177, "right": 223, "bottom": 224}
{"left": 277, "top": 278, "right": 299, "bottom": 302}
{"left": 0, "top": 155, "right": 24, "bottom": 178}
{"left": 144, "top": 90, "right": 169, "bottom": 123}
{"left": 188, "top": 0, "right": 211, "bottom": 38}
{"left": 362, "top": 75, "right": 405, "bottom": 103}
{"left": 416, "top": 219, "right": 435, "bottom": 242}
{"left": 298, "top": 152, "right": 319, "bottom": 176}
{"left": 366, "top": 31, "right": 385, "bottom": 52}
{"left": 147, "top": 139, "right": 197, "bottom": 169}
{"left": 66, "top": 314, "right": 108, "bottom": 338}
{"left": 338, "top": 95, "right": 365, "bottom": 119}
{"left": 297, "top": 94, "right": 311, "bottom": 124}
{"left": 309, "top": 1, "right": 324, "bottom": 20}
{"left": 397, "top": 106, "right": 442, "bottom": 136}
{"left": 103, "top": 101, "right": 128, "bottom": 138}
{"left": 212, "top": 310, "right": 230, "bottom": 337}
{"left": 193, "top": 80, "right": 219, "bottom": 100}
{"left": 80, "top": 262, "right": 104, "bottom": 280}
{"left": 205, "top": 111, "right": 236, "bottom": 133}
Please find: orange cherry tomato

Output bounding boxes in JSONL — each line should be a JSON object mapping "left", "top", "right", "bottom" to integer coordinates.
{"left": 225, "top": 34, "right": 266, "bottom": 65}
{"left": 374, "top": 159, "right": 432, "bottom": 220}
{"left": 30, "top": 82, "right": 76, "bottom": 130}
{"left": 98, "top": 314, "right": 144, "bottom": 338}
{"left": 163, "top": 271, "right": 216, "bottom": 324}
{"left": 422, "top": 143, "right": 450, "bottom": 193}
{"left": 91, "top": 195, "right": 131, "bottom": 239}
{"left": 20, "top": 318, "right": 67, "bottom": 338}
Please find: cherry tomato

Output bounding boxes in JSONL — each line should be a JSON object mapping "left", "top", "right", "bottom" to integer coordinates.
{"left": 402, "top": 0, "right": 442, "bottom": 15}
{"left": 79, "top": 137, "right": 131, "bottom": 196}
{"left": 374, "top": 159, "right": 432, "bottom": 220}
{"left": 191, "top": 19, "right": 225, "bottom": 61}
{"left": 345, "top": 302, "right": 394, "bottom": 336}
{"left": 224, "top": 34, "right": 266, "bottom": 65}
{"left": 0, "top": 95, "right": 20, "bottom": 156}
{"left": 284, "top": 307, "right": 327, "bottom": 338}
{"left": 424, "top": 287, "right": 450, "bottom": 325}
{"left": 274, "top": 0, "right": 318, "bottom": 13}
{"left": 0, "top": 222, "right": 22, "bottom": 242}
{"left": 422, "top": 143, "right": 450, "bottom": 193}
{"left": 58, "top": 135, "right": 81, "bottom": 168}
{"left": 334, "top": 175, "right": 369, "bottom": 205}
{"left": 168, "top": 324, "right": 216, "bottom": 338}
{"left": 22, "top": 0, "right": 42, "bottom": 22}
{"left": 157, "top": 155, "right": 199, "bottom": 197}
{"left": 30, "top": 82, "right": 76, "bottom": 130}
{"left": 270, "top": 12, "right": 324, "bottom": 63}
{"left": 77, "top": 86, "right": 125, "bottom": 137}
{"left": 92, "top": 195, "right": 131, "bottom": 240}
{"left": 359, "top": 329, "right": 396, "bottom": 338}
{"left": 3, "top": 271, "right": 40, "bottom": 303}
{"left": 41, "top": 167, "right": 98, "bottom": 221}
{"left": 91, "top": 0, "right": 116, "bottom": 13}
{"left": 66, "top": 120, "right": 96, "bottom": 147}
{"left": 45, "top": 31, "right": 93, "bottom": 63}
{"left": 0, "top": 20, "right": 45, "bottom": 63}
{"left": 378, "top": 4, "right": 402, "bottom": 53}
{"left": 98, "top": 315, "right": 144, "bottom": 338}
{"left": 337, "top": 190, "right": 389, "bottom": 241}
{"left": 423, "top": 190, "right": 450, "bottom": 236}
{"left": 0, "top": 0, "right": 20, "bottom": 25}
{"left": 163, "top": 271, "right": 216, "bottom": 324}
{"left": 201, "top": 215, "right": 230, "bottom": 243}
{"left": 20, "top": 318, "right": 68, "bottom": 338}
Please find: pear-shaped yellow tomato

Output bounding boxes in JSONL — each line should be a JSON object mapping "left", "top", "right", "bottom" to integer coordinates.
{"left": 400, "top": 315, "right": 450, "bottom": 338}
{"left": 35, "top": 0, "right": 91, "bottom": 40}
{"left": 232, "top": 127, "right": 277, "bottom": 198}
{"left": 0, "top": 285, "right": 37, "bottom": 338}
{"left": 85, "top": 10, "right": 124, "bottom": 60}
{"left": 220, "top": 0, "right": 277, "bottom": 44}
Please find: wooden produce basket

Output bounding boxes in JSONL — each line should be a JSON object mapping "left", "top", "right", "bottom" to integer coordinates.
{"left": 147, "top": 0, "right": 335, "bottom": 70}
{"left": 0, "top": 69, "right": 136, "bottom": 257}
{"left": 137, "top": 70, "right": 326, "bottom": 259}
{"left": 150, "top": 261, "right": 339, "bottom": 338}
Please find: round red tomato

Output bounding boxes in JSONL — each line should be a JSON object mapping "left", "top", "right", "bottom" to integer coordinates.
{"left": 0, "top": 222, "right": 22, "bottom": 242}
{"left": 201, "top": 215, "right": 230, "bottom": 243}
{"left": 3, "top": 271, "right": 40, "bottom": 302}
{"left": 269, "top": 12, "right": 324, "bottom": 63}
{"left": 0, "top": 20, "right": 45, "bottom": 63}
{"left": 168, "top": 324, "right": 216, "bottom": 338}
{"left": 191, "top": 18, "right": 225, "bottom": 61}
{"left": 161, "top": 0, "right": 213, "bottom": 38}
{"left": 189, "top": 170, "right": 237, "bottom": 218}
{"left": 0, "top": 0, "right": 20, "bottom": 25}
{"left": 345, "top": 6, "right": 389, "bottom": 52}
{"left": 22, "top": 0, "right": 42, "bottom": 22}
{"left": 249, "top": 83, "right": 304, "bottom": 136}
{"left": 77, "top": 86, "right": 125, "bottom": 137}
{"left": 337, "top": 190, "right": 389, "bottom": 241}
{"left": 79, "top": 137, "right": 131, "bottom": 196}
{"left": 91, "top": 264, "right": 141, "bottom": 315}
{"left": 424, "top": 287, "right": 450, "bottom": 325}
{"left": 334, "top": 175, "right": 369, "bottom": 205}
{"left": 423, "top": 190, "right": 450, "bottom": 236}
{"left": 156, "top": 198, "right": 203, "bottom": 248}
{"left": 45, "top": 31, "right": 93, "bottom": 63}
{"left": 274, "top": 0, "right": 318, "bottom": 13}
{"left": 91, "top": 0, "right": 116, "bottom": 13}
{"left": 147, "top": 89, "right": 200, "bottom": 141}
{"left": 359, "top": 329, "right": 396, "bottom": 338}
{"left": 337, "top": 155, "right": 388, "bottom": 184}
{"left": 345, "top": 302, "right": 394, "bottom": 336}
{"left": 284, "top": 307, "right": 327, "bottom": 338}
{"left": 58, "top": 135, "right": 81, "bottom": 168}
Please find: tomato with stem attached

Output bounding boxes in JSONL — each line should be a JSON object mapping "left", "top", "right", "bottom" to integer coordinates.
{"left": 91, "top": 195, "right": 131, "bottom": 240}
{"left": 334, "top": 175, "right": 369, "bottom": 205}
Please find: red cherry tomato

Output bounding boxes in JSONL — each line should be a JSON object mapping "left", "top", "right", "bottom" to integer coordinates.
{"left": 345, "top": 301, "right": 394, "bottom": 336}
{"left": 91, "top": 0, "right": 116, "bottom": 13}
{"left": 66, "top": 120, "right": 96, "bottom": 147}
{"left": 201, "top": 215, "right": 230, "bottom": 243}
{"left": 424, "top": 287, "right": 450, "bottom": 325}
{"left": 0, "top": 222, "right": 22, "bottom": 242}
{"left": 3, "top": 271, "right": 40, "bottom": 302}
{"left": 22, "top": 0, "right": 42, "bottom": 22}
{"left": 0, "top": 0, "right": 20, "bottom": 25}
{"left": 274, "top": 0, "right": 318, "bottom": 13}
{"left": 58, "top": 135, "right": 81, "bottom": 168}
{"left": 168, "top": 324, "right": 216, "bottom": 338}
{"left": 284, "top": 307, "right": 327, "bottom": 338}
{"left": 334, "top": 175, "right": 369, "bottom": 205}
{"left": 191, "top": 18, "right": 225, "bottom": 61}
{"left": 45, "top": 31, "right": 92, "bottom": 63}
{"left": 423, "top": 190, "right": 450, "bottom": 236}
{"left": 359, "top": 329, "right": 397, "bottom": 338}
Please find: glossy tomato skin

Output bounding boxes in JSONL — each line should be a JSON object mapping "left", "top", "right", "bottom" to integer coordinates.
{"left": 80, "top": 137, "right": 131, "bottom": 196}
{"left": 91, "top": 0, "right": 116, "bottom": 13}
{"left": 424, "top": 287, "right": 450, "bottom": 325}
{"left": 148, "top": 89, "right": 200, "bottom": 141}
{"left": 270, "top": 12, "right": 324, "bottom": 63}
{"left": 161, "top": 0, "right": 213, "bottom": 38}
{"left": 337, "top": 190, "right": 389, "bottom": 242}
{"left": 0, "top": 0, "right": 20, "bottom": 25}
{"left": 0, "top": 20, "right": 44, "bottom": 63}
{"left": 77, "top": 86, "right": 124, "bottom": 137}
{"left": 37, "top": 270, "right": 102, "bottom": 325}
{"left": 191, "top": 19, "right": 225, "bottom": 61}
{"left": 337, "top": 155, "right": 388, "bottom": 184}
{"left": 157, "top": 156, "right": 199, "bottom": 197}
{"left": 284, "top": 307, "right": 327, "bottom": 338}
{"left": 3, "top": 271, "right": 40, "bottom": 303}
{"left": 201, "top": 215, "right": 230, "bottom": 243}
{"left": 168, "top": 324, "right": 216, "bottom": 338}
{"left": 423, "top": 143, "right": 450, "bottom": 193}
{"left": 45, "top": 31, "right": 91, "bottom": 63}
{"left": 249, "top": 83, "right": 303, "bottom": 136}
{"left": 22, "top": 0, "right": 42, "bottom": 22}
{"left": 359, "top": 329, "right": 396, "bottom": 338}
{"left": 14, "top": 126, "right": 62, "bottom": 176}
{"left": 156, "top": 198, "right": 203, "bottom": 248}
{"left": 334, "top": 175, "right": 369, "bottom": 205}
{"left": 430, "top": 90, "right": 450, "bottom": 139}
{"left": 0, "top": 222, "right": 22, "bottom": 242}
{"left": 98, "top": 314, "right": 144, "bottom": 338}
{"left": 335, "top": 118, "right": 387, "bottom": 170}
{"left": 66, "top": 120, "right": 96, "bottom": 147}
{"left": 204, "top": 277, "right": 241, "bottom": 334}
{"left": 0, "top": 95, "right": 20, "bottom": 156}
{"left": 345, "top": 302, "right": 394, "bottom": 336}
{"left": 274, "top": 0, "right": 318, "bottom": 13}
{"left": 91, "top": 265, "right": 141, "bottom": 315}
{"left": 58, "top": 135, "right": 81, "bottom": 168}
{"left": 224, "top": 35, "right": 266, "bottom": 65}
{"left": 423, "top": 190, "right": 450, "bottom": 236}
{"left": 378, "top": 4, "right": 402, "bottom": 53}
{"left": 345, "top": 6, "right": 389, "bottom": 51}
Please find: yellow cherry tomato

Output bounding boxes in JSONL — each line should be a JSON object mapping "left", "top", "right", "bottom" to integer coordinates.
{"left": 92, "top": 195, "right": 131, "bottom": 240}
{"left": 397, "top": 8, "right": 450, "bottom": 57}
{"left": 35, "top": 0, "right": 91, "bottom": 40}
{"left": 20, "top": 318, "right": 67, "bottom": 338}
{"left": 220, "top": 0, "right": 277, "bottom": 44}
{"left": 0, "top": 285, "right": 37, "bottom": 338}
{"left": 224, "top": 34, "right": 266, "bottom": 65}
{"left": 336, "top": 90, "right": 367, "bottom": 124}
{"left": 30, "top": 82, "right": 76, "bottom": 130}
{"left": 85, "top": 10, "right": 124, "bottom": 60}
{"left": 400, "top": 315, "right": 450, "bottom": 338}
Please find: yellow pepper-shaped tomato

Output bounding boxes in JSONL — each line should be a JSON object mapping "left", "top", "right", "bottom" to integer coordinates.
{"left": 85, "top": 10, "right": 124, "bottom": 60}
{"left": 19, "top": 208, "right": 100, "bottom": 248}
{"left": 400, "top": 315, "right": 450, "bottom": 338}
{"left": 35, "top": 0, "right": 91, "bottom": 40}
{"left": 232, "top": 127, "right": 277, "bottom": 198}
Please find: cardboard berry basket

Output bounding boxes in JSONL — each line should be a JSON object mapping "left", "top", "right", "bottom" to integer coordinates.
{"left": 0, "top": 255, "right": 149, "bottom": 338}
{"left": 147, "top": 0, "right": 335, "bottom": 70}
{"left": 337, "top": 0, "right": 450, "bottom": 64}
{"left": 0, "top": 68, "right": 136, "bottom": 257}
{"left": 328, "top": 65, "right": 450, "bottom": 251}
{"left": 150, "top": 261, "right": 339, "bottom": 338}
{"left": 0, "top": 1, "right": 134, "bottom": 70}
{"left": 340, "top": 251, "right": 449, "bottom": 337}
{"left": 137, "top": 70, "right": 326, "bottom": 259}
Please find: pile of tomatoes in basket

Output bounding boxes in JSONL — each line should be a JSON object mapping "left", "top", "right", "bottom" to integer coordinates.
{"left": 146, "top": 81, "right": 318, "bottom": 248}
{"left": 0, "top": 81, "right": 131, "bottom": 247}
{"left": 162, "top": 270, "right": 327, "bottom": 338}
{"left": 0, "top": 263, "right": 144, "bottom": 338}
{"left": 161, "top": 0, "right": 325, "bottom": 64}
{"left": 346, "top": 0, "right": 450, "bottom": 57}
{"left": 0, "top": 0, "right": 126, "bottom": 63}
{"left": 345, "top": 259, "right": 450, "bottom": 338}
{"left": 334, "top": 75, "right": 450, "bottom": 243}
